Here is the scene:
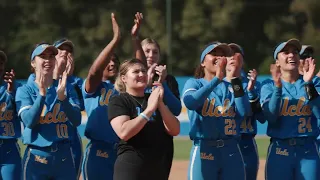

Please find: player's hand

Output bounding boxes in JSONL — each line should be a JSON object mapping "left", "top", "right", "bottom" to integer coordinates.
{"left": 270, "top": 64, "right": 282, "bottom": 87}
{"left": 111, "top": 13, "right": 121, "bottom": 43}
{"left": 155, "top": 65, "right": 167, "bottom": 83}
{"left": 38, "top": 72, "right": 47, "bottom": 96}
{"left": 303, "top": 58, "right": 316, "bottom": 83}
{"left": 131, "top": 12, "right": 143, "bottom": 38}
{"left": 147, "top": 87, "right": 160, "bottom": 112}
{"left": 153, "top": 81, "right": 164, "bottom": 103}
{"left": 247, "top": 69, "right": 258, "bottom": 91}
{"left": 57, "top": 70, "right": 68, "bottom": 101}
{"left": 66, "top": 53, "right": 73, "bottom": 75}
{"left": 216, "top": 57, "right": 227, "bottom": 80}
{"left": 147, "top": 63, "right": 157, "bottom": 86}
{"left": 3, "top": 69, "right": 15, "bottom": 93}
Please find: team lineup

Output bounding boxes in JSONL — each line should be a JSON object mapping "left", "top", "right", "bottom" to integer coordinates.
{"left": 0, "top": 12, "right": 320, "bottom": 180}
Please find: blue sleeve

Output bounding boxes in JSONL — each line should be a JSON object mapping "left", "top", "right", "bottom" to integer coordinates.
{"left": 60, "top": 99, "right": 81, "bottom": 127}
{"left": 308, "top": 78, "right": 320, "bottom": 119}
{"left": 27, "top": 74, "right": 35, "bottom": 84}
{"left": 82, "top": 79, "right": 97, "bottom": 99}
{"left": 182, "top": 77, "right": 220, "bottom": 110}
{"left": 15, "top": 86, "right": 45, "bottom": 129}
{"left": 163, "top": 82, "right": 182, "bottom": 116}
{"left": 260, "top": 80, "right": 281, "bottom": 124}
{"left": 65, "top": 84, "right": 82, "bottom": 127}
{"left": 74, "top": 77, "right": 85, "bottom": 111}
{"left": 247, "top": 81, "right": 261, "bottom": 100}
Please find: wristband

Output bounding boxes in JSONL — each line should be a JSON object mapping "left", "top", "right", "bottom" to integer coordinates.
{"left": 231, "top": 77, "right": 245, "bottom": 97}
{"left": 140, "top": 113, "right": 150, "bottom": 121}
{"left": 250, "top": 98, "right": 262, "bottom": 113}
{"left": 305, "top": 83, "right": 319, "bottom": 101}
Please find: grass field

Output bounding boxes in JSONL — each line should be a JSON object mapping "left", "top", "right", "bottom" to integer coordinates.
{"left": 18, "top": 136, "right": 270, "bottom": 160}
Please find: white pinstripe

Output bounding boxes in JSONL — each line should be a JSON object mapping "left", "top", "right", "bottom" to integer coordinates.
{"left": 188, "top": 146, "right": 198, "bottom": 180}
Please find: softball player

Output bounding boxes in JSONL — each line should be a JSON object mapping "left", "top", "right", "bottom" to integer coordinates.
{"left": 0, "top": 51, "right": 22, "bottom": 180}
{"left": 15, "top": 43, "right": 81, "bottom": 180}
{"left": 141, "top": 38, "right": 182, "bottom": 178}
{"left": 261, "top": 39, "right": 320, "bottom": 180}
{"left": 81, "top": 13, "right": 120, "bottom": 180}
{"left": 53, "top": 38, "right": 84, "bottom": 179}
{"left": 228, "top": 43, "right": 265, "bottom": 180}
{"left": 183, "top": 42, "right": 250, "bottom": 180}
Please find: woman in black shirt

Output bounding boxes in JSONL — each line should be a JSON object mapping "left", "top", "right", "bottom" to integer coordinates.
{"left": 108, "top": 59, "right": 180, "bottom": 180}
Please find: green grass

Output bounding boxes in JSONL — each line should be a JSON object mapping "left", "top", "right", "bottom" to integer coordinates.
{"left": 18, "top": 137, "right": 270, "bottom": 160}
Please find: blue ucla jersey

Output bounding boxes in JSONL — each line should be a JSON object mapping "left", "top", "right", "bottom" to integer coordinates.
{"left": 28, "top": 74, "right": 84, "bottom": 111}
{"left": 15, "top": 80, "right": 81, "bottom": 147}
{"left": 0, "top": 80, "right": 22, "bottom": 139}
{"left": 260, "top": 76, "right": 320, "bottom": 139}
{"left": 182, "top": 78, "right": 247, "bottom": 140}
{"left": 82, "top": 80, "right": 119, "bottom": 143}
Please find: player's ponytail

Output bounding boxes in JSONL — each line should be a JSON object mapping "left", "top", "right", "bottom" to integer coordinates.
{"left": 194, "top": 65, "right": 205, "bottom": 79}
{"left": 115, "top": 58, "right": 147, "bottom": 93}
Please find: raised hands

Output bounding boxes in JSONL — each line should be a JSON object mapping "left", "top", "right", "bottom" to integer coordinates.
{"left": 131, "top": 12, "right": 143, "bottom": 38}
{"left": 247, "top": 69, "right": 258, "bottom": 91}
{"left": 147, "top": 85, "right": 162, "bottom": 112}
{"left": 216, "top": 58, "right": 227, "bottom": 80}
{"left": 111, "top": 13, "right": 121, "bottom": 43}
{"left": 303, "top": 58, "right": 316, "bottom": 83}
{"left": 4, "top": 69, "right": 15, "bottom": 93}
{"left": 155, "top": 65, "right": 167, "bottom": 83}
{"left": 270, "top": 64, "right": 281, "bottom": 87}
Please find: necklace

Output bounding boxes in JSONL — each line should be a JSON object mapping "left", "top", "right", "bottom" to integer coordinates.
{"left": 127, "top": 93, "right": 145, "bottom": 107}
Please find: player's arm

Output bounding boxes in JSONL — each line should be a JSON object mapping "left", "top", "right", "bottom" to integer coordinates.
{"left": 73, "top": 77, "right": 84, "bottom": 111}
{"left": 131, "top": 12, "right": 146, "bottom": 65}
{"left": 162, "top": 82, "right": 182, "bottom": 116}
{"left": 15, "top": 86, "right": 45, "bottom": 129}
{"left": 248, "top": 81, "right": 265, "bottom": 123}
{"left": 108, "top": 95, "right": 155, "bottom": 141}
{"left": 260, "top": 81, "right": 281, "bottom": 124}
{"left": 182, "top": 77, "right": 221, "bottom": 110}
{"left": 85, "top": 13, "right": 120, "bottom": 94}
{"left": 60, "top": 85, "right": 82, "bottom": 127}
{"left": 231, "top": 77, "right": 251, "bottom": 117}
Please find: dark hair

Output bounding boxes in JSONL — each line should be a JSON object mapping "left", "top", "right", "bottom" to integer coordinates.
{"left": 111, "top": 53, "right": 120, "bottom": 66}
{"left": 194, "top": 65, "right": 205, "bottom": 79}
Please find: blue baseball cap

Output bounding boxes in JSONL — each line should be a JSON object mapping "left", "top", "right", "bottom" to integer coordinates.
{"left": 228, "top": 43, "right": 244, "bottom": 56}
{"left": 273, "top": 39, "right": 301, "bottom": 60}
{"left": 0, "top": 51, "right": 7, "bottom": 62}
{"left": 31, "top": 44, "right": 58, "bottom": 61}
{"left": 300, "top": 45, "right": 313, "bottom": 55}
{"left": 53, "top": 38, "right": 74, "bottom": 52}
{"left": 200, "top": 43, "right": 232, "bottom": 63}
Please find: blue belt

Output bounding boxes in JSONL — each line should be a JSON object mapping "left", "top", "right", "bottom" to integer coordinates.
{"left": 193, "top": 138, "right": 237, "bottom": 148}
{"left": 0, "top": 138, "right": 17, "bottom": 146}
{"left": 271, "top": 137, "right": 316, "bottom": 146}
{"left": 28, "top": 140, "right": 71, "bottom": 152}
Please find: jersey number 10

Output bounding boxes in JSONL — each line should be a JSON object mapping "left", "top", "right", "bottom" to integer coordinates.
{"left": 56, "top": 124, "right": 69, "bottom": 138}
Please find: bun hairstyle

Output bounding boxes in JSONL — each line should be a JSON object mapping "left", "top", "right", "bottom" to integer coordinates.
{"left": 115, "top": 58, "right": 147, "bottom": 93}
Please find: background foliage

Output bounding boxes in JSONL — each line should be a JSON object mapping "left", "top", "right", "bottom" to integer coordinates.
{"left": 1, "top": 0, "right": 320, "bottom": 78}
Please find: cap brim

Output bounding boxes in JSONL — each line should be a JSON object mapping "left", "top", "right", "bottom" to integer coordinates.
{"left": 55, "top": 40, "right": 74, "bottom": 49}
{"left": 0, "top": 51, "right": 7, "bottom": 62}
{"left": 213, "top": 43, "right": 232, "bottom": 57}
{"left": 43, "top": 45, "right": 58, "bottom": 55}
{"left": 300, "top": 45, "right": 313, "bottom": 55}
{"left": 283, "top": 39, "right": 302, "bottom": 52}
{"left": 228, "top": 43, "right": 243, "bottom": 56}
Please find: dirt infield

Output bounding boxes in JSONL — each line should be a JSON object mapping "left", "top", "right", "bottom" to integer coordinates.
{"left": 169, "top": 159, "right": 266, "bottom": 180}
